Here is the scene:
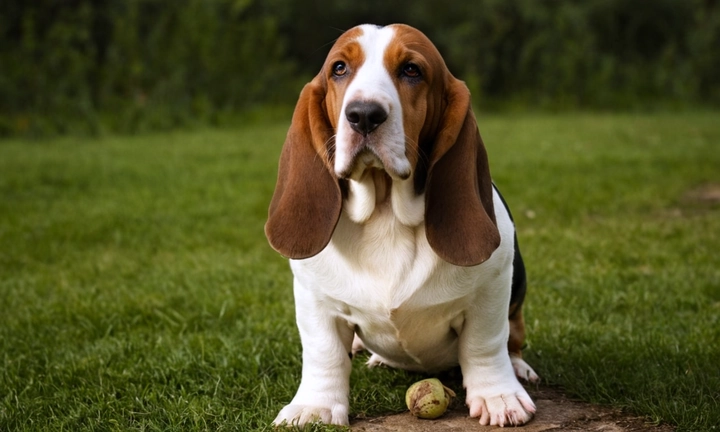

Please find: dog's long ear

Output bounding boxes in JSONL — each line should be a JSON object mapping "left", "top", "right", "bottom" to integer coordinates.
{"left": 265, "top": 77, "right": 341, "bottom": 259}
{"left": 425, "top": 78, "right": 501, "bottom": 267}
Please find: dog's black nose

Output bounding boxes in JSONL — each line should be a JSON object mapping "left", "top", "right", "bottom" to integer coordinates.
{"left": 345, "top": 101, "right": 388, "bottom": 137}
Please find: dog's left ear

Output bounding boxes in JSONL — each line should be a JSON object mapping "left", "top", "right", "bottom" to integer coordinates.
{"left": 265, "top": 76, "right": 342, "bottom": 259}
{"left": 425, "top": 78, "right": 501, "bottom": 267}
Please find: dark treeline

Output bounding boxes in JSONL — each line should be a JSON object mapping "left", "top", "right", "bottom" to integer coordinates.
{"left": 1, "top": 0, "right": 719, "bottom": 136}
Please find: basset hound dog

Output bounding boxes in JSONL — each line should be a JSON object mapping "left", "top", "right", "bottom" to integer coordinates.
{"left": 266, "top": 23, "right": 539, "bottom": 427}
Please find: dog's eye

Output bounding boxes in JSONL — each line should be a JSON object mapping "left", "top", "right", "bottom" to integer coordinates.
{"left": 401, "top": 63, "right": 421, "bottom": 78}
{"left": 332, "top": 61, "right": 347, "bottom": 77}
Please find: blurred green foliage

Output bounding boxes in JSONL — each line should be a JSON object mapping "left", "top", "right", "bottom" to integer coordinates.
{"left": 1, "top": 0, "right": 719, "bottom": 136}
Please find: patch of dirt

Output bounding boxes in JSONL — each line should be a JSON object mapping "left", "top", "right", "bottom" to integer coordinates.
{"left": 683, "top": 183, "right": 720, "bottom": 204}
{"left": 351, "top": 387, "right": 674, "bottom": 431}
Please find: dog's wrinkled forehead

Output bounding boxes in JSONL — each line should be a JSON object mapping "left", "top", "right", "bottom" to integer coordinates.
{"left": 322, "top": 24, "right": 445, "bottom": 85}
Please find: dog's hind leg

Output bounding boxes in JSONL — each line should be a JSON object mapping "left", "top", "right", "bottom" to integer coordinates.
{"left": 508, "top": 232, "right": 539, "bottom": 383}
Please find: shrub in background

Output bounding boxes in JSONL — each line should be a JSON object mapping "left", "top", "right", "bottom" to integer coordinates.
{"left": 0, "top": 0, "right": 297, "bottom": 136}
{"left": 1, "top": 0, "right": 719, "bottom": 137}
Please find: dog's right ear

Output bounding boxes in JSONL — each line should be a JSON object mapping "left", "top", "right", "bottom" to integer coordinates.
{"left": 265, "top": 76, "right": 342, "bottom": 259}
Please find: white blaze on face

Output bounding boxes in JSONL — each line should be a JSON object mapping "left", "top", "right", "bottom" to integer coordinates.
{"left": 334, "top": 25, "right": 411, "bottom": 180}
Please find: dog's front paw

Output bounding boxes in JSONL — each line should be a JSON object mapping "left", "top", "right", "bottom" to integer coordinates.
{"left": 466, "top": 388, "right": 536, "bottom": 427}
{"left": 272, "top": 403, "right": 349, "bottom": 427}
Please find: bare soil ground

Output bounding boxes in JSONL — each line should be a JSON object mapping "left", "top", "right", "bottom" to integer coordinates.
{"left": 683, "top": 183, "right": 720, "bottom": 204}
{"left": 352, "top": 386, "right": 674, "bottom": 432}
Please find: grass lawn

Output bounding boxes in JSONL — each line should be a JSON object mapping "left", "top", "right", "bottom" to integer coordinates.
{"left": 1, "top": 111, "right": 718, "bottom": 431}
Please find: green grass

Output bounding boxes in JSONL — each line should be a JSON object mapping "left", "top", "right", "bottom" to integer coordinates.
{"left": 1, "top": 112, "right": 718, "bottom": 431}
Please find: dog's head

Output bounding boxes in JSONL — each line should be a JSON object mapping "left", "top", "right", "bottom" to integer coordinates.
{"left": 266, "top": 24, "right": 500, "bottom": 266}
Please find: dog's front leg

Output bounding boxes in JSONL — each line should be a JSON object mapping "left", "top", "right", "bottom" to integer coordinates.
{"left": 273, "top": 277, "right": 354, "bottom": 427}
{"left": 459, "top": 279, "right": 536, "bottom": 426}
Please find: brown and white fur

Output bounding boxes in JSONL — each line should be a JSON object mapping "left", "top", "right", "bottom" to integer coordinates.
{"left": 265, "top": 23, "right": 539, "bottom": 428}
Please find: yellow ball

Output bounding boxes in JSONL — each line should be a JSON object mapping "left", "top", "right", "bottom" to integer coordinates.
{"left": 405, "top": 378, "right": 456, "bottom": 419}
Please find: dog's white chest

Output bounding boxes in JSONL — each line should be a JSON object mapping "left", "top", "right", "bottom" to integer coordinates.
{"left": 347, "top": 295, "right": 468, "bottom": 372}
{"left": 290, "top": 208, "right": 499, "bottom": 372}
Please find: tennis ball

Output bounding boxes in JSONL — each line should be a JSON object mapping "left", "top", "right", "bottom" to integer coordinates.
{"left": 405, "top": 378, "right": 456, "bottom": 419}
